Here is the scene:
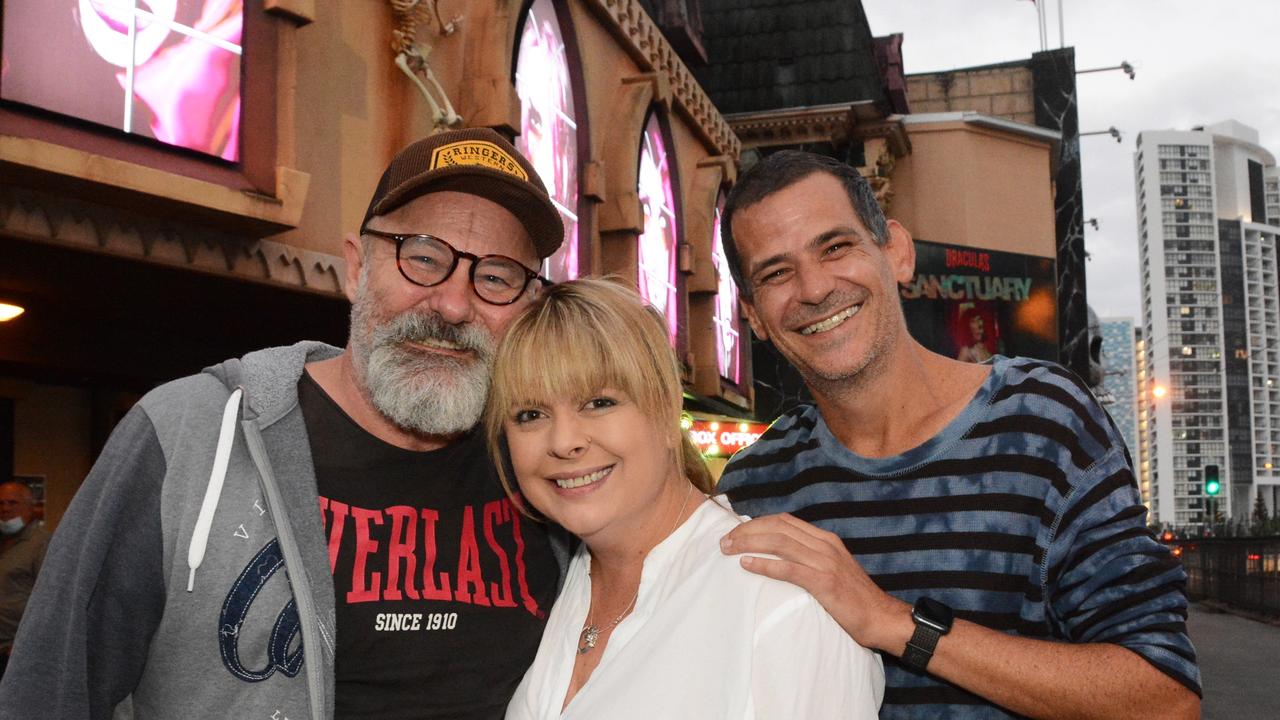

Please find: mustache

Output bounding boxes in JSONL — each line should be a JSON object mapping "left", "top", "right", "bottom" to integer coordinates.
{"left": 370, "top": 310, "right": 494, "bottom": 357}
{"left": 783, "top": 291, "right": 867, "bottom": 329}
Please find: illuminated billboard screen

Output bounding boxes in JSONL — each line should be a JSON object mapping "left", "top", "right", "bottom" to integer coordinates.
{"left": 0, "top": 0, "right": 243, "bottom": 160}
{"left": 637, "top": 113, "right": 679, "bottom": 346}
{"left": 710, "top": 193, "right": 742, "bottom": 384}
{"left": 900, "top": 240, "right": 1058, "bottom": 363}
{"left": 514, "top": 0, "right": 580, "bottom": 282}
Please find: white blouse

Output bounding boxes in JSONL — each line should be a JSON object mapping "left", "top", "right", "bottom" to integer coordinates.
{"left": 506, "top": 498, "right": 884, "bottom": 719}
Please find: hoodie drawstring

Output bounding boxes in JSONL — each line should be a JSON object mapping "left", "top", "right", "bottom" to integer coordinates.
{"left": 187, "top": 387, "right": 243, "bottom": 592}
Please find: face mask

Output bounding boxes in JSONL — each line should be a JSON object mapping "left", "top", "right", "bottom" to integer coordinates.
{"left": 0, "top": 517, "right": 24, "bottom": 536}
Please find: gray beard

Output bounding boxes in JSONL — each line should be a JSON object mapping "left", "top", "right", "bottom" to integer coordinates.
{"left": 349, "top": 290, "right": 496, "bottom": 437}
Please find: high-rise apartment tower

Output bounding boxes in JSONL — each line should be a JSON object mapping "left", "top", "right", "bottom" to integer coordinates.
{"left": 1135, "top": 120, "right": 1280, "bottom": 530}
{"left": 1100, "top": 317, "right": 1143, "bottom": 500}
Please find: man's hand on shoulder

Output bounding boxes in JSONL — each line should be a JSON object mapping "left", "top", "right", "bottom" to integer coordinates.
{"left": 720, "top": 513, "right": 911, "bottom": 653}
{"left": 718, "top": 516, "right": 1201, "bottom": 720}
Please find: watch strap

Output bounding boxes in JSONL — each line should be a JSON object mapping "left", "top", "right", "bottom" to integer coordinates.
{"left": 901, "top": 622, "right": 942, "bottom": 672}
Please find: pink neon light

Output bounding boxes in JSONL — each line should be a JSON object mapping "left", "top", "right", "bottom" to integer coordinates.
{"left": 711, "top": 196, "right": 742, "bottom": 384}
{"left": 514, "top": 0, "right": 579, "bottom": 281}
{"left": 636, "top": 115, "right": 679, "bottom": 345}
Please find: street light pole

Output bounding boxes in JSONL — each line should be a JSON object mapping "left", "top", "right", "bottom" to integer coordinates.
{"left": 1058, "top": 0, "right": 1065, "bottom": 48}
{"left": 1077, "top": 62, "right": 1136, "bottom": 80}
{"left": 1081, "top": 127, "right": 1123, "bottom": 143}
{"left": 1030, "top": 0, "right": 1046, "bottom": 51}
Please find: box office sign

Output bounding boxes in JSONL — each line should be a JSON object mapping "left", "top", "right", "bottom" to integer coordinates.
{"left": 900, "top": 240, "right": 1058, "bottom": 364}
{"left": 686, "top": 420, "right": 769, "bottom": 458}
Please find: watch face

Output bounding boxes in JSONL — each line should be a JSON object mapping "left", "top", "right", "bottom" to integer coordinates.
{"left": 913, "top": 597, "right": 954, "bottom": 633}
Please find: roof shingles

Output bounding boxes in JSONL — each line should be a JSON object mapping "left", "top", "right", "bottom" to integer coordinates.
{"left": 695, "top": 0, "right": 889, "bottom": 114}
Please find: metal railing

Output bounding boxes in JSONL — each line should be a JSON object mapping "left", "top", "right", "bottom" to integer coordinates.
{"left": 1180, "top": 536, "right": 1280, "bottom": 616}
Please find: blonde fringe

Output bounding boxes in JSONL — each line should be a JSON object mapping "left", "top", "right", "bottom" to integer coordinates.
{"left": 485, "top": 278, "right": 714, "bottom": 513}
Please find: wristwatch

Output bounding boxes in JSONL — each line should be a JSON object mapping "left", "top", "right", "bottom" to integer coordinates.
{"left": 901, "top": 597, "right": 953, "bottom": 672}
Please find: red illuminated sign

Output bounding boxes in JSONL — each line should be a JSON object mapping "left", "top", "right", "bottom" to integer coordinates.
{"left": 686, "top": 420, "right": 768, "bottom": 457}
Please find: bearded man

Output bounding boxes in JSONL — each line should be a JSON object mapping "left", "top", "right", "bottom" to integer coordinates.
{"left": 0, "top": 128, "right": 568, "bottom": 720}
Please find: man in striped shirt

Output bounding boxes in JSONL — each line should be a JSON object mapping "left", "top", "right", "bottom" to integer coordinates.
{"left": 715, "top": 150, "right": 1201, "bottom": 718}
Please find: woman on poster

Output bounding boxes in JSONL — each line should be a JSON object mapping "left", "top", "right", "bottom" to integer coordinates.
{"left": 956, "top": 306, "right": 997, "bottom": 364}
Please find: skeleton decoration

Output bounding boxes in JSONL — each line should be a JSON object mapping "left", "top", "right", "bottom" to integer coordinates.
{"left": 389, "top": 0, "right": 463, "bottom": 130}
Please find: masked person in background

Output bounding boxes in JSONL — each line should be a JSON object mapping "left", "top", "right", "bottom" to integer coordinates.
{"left": 0, "top": 481, "right": 47, "bottom": 680}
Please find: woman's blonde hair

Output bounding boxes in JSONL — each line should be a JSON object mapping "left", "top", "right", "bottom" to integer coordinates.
{"left": 484, "top": 277, "right": 714, "bottom": 507}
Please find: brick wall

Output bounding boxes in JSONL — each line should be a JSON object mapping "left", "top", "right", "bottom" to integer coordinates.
{"left": 906, "top": 66, "right": 1035, "bottom": 125}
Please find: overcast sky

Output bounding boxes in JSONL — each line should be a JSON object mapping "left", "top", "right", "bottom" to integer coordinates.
{"left": 863, "top": 0, "right": 1280, "bottom": 321}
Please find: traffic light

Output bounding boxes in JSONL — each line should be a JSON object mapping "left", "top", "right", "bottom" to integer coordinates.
{"left": 1204, "top": 464, "right": 1221, "bottom": 497}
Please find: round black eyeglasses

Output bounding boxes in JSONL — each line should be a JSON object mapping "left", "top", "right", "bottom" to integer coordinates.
{"left": 361, "top": 228, "right": 550, "bottom": 306}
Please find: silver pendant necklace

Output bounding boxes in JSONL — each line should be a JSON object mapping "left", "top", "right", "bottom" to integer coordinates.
{"left": 577, "top": 483, "right": 695, "bottom": 655}
{"left": 577, "top": 591, "right": 637, "bottom": 654}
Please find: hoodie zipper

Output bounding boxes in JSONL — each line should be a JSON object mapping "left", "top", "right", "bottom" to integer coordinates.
{"left": 242, "top": 416, "right": 330, "bottom": 720}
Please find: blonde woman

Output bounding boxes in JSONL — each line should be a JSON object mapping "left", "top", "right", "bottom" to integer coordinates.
{"left": 486, "top": 278, "right": 883, "bottom": 719}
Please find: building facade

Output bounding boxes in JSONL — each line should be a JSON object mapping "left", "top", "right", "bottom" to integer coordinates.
{"left": 1134, "top": 327, "right": 1155, "bottom": 513}
{"left": 1100, "top": 317, "right": 1141, "bottom": 474}
{"left": 905, "top": 51, "right": 1091, "bottom": 385}
{"left": 1135, "top": 120, "right": 1280, "bottom": 530}
{"left": 694, "top": 2, "right": 1066, "bottom": 419}
{"left": 0, "top": 0, "right": 751, "bottom": 524}
{"left": 0, "top": 0, "right": 1087, "bottom": 515}
{"left": 1266, "top": 167, "right": 1280, "bottom": 227}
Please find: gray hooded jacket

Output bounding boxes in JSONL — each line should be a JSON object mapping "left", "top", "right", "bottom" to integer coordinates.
{"left": 1, "top": 342, "right": 372, "bottom": 718}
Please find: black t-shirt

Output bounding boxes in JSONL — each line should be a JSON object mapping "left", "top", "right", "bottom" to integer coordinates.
{"left": 299, "top": 372, "right": 558, "bottom": 719}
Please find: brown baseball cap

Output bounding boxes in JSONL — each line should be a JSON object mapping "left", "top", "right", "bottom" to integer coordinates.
{"left": 360, "top": 127, "right": 565, "bottom": 260}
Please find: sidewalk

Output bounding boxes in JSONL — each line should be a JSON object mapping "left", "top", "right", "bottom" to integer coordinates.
{"left": 1186, "top": 603, "right": 1280, "bottom": 720}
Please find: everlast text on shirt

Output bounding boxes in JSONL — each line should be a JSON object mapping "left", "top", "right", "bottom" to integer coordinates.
{"left": 319, "top": 496, "right": 544, "bottom": 618}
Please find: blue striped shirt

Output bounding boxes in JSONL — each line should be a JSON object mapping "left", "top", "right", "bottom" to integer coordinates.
{"left": 719, "top": 356, "right": 1200, "bottom": 718}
